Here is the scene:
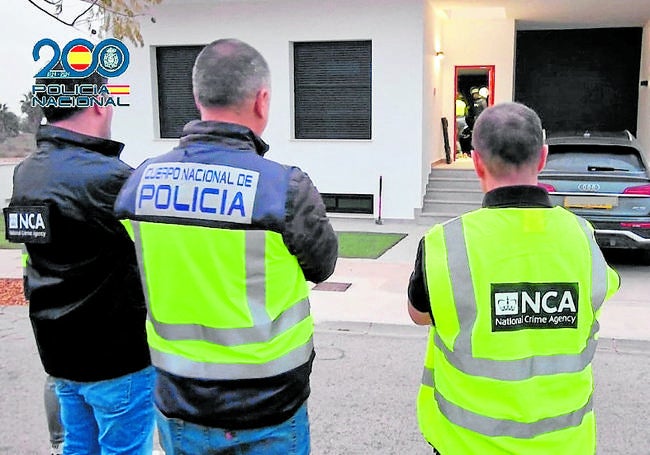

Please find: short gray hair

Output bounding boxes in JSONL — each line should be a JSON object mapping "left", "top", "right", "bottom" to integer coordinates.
{"left": 192, "top": 39, "right": 270, "bottom": 108}
{"left": 472, "top": 102, "right": 543, "bottom": 174}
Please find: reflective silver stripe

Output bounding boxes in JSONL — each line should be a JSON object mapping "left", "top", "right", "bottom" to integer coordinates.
{"left": 443, "top": 219, "right": 475, "bottom": 355}
{"left": 150, "top": 337, "right": 314, "bottom": 380}
{"left": 245, "top": 230, "right": 272, "bottom": 326}
{"left": 131, "top": 221, "right": 154, "bottom": 316}
{"left": 439, "top": 216, "right": 604, "bottom": 380}
{"left": 575, "top": 217, "right": 608, "bottom": 314}
{"left": 421, "top": 366, "right": 434, "bottom": 387}
{"left": 435, "top": 390, "right": 593, "bottom": 438}
{"left": 434, "top": 326, "right": 598, "bottom": 381}
{"left": 148, "top": 298, "right": 310, "bottom": 345}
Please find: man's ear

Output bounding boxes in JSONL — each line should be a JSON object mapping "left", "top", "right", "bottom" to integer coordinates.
{"left": 91, "top": 103, "right": 112, "bottom": 121}
{"left": 91, "top": 103, "right": 104, "bottom": 117}
{"left": 253, "top": 88, "right": 270, "bottom": 120}
{"left": 537, "top": 144, "right": 548, "bottom": 172}
{"left": 472, "top": 149, "right": 486, "bottom": 179}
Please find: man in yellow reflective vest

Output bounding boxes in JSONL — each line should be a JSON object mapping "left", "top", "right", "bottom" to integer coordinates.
{"left": 407, "top": 102, "right": 620, "bottom": 454}
{"left": 115, "top": 39, "right": 338, "bottom": 454}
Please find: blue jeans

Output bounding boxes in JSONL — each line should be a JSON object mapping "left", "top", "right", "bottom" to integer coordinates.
{"left": 54, "top": 366, "right": 155, "bottom": 455}
{"left": 156, "top": 402, "right": 310, "bottom": 455}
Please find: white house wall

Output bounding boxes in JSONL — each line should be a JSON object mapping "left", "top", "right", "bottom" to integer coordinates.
{"left": 421, "top": 1, "right": 444, "bottom": 197}
{"left": 113, "top": 0, "right": 426, "bottom": 220}
{"left": 438, "top": 16, "right": 516, "bottom": 135}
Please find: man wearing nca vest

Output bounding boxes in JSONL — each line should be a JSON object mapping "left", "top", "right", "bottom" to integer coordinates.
{"left": 407, "top": 102, "right": 620, "bottom": 454}
{"left": 115, "top": 39, "right": 338, "bottom": 454}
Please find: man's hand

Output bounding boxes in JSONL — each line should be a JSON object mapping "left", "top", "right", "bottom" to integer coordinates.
{"left": 408, "top": 300, "right": 432, "bottom": 325}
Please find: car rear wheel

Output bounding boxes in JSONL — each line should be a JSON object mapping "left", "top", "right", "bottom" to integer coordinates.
{"left": 637, "top": 249, "right": 650, "bottom": 266}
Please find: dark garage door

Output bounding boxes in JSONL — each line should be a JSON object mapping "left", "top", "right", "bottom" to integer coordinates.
{"left": 515, "top": 28, "right": 642, "bottom": 135}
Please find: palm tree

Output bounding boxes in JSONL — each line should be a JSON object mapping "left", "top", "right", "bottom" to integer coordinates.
{"left": 0, "top": 103, "right": 20, "bottom": 141}
{"left": 19, "top": 92, "right": 43, "bottom": 133}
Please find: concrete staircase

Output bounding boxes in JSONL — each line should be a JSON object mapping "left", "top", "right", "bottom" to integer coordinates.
{"left": 416, "top": 167, "right": 483, "bottom": 225}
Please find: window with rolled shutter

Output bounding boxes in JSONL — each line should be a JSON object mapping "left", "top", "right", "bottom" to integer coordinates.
{"left": 156, "top": 46, "right": 203, "bottom": 138}
{"left": 293, "top": 41, "right": 372, "bottom": 140}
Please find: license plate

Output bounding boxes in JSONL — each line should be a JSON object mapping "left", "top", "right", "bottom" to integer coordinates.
{"left": 564, "top": 195, "right": 618, "bottom": 209}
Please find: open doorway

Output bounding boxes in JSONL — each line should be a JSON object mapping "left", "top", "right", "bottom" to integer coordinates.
{"left": 454, "top": 65, "right": 495, "bottom": 162}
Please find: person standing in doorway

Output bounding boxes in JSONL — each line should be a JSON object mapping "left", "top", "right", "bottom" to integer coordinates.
{"left": 465, "top": 86, "right": 488, "bottom": 131}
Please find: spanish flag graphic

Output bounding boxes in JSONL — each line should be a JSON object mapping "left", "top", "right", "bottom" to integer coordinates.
{"left": 106, "top": 85, "right": 131, "bottom": 95}
{"left": 67, "top": 45, "right": 92, "bottom": 72}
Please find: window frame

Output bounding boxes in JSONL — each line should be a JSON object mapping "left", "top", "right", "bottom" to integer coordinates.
{"left": 321, "top": 193, "right": 374, "bottom": 214}
{"left": 154, "top": 45, "right": 204, "bottom": 139}
{"left": 292, "top": 40, "right": 372, "bottom": 141}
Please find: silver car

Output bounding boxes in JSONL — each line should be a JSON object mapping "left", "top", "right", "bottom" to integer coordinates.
{"left": 539, "top": 131, "right": 650, "bottom": 254}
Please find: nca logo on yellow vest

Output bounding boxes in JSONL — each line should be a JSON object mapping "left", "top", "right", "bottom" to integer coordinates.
{"left": 491, "top": 282, "right": 579, "bottom": 331}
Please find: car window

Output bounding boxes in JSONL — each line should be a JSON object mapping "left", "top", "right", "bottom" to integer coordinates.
{"left": 544, "top": 144, "right": 645, "bottom": 173}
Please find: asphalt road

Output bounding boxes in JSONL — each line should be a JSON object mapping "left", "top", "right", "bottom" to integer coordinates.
{"left": 1, "top": 309, "right": 649, "bottom": 455}
{"left": 0, "top": 240, "right": 648, "bottom": 454}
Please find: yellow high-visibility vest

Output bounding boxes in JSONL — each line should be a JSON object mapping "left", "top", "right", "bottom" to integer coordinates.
{"left": 124, "top": 220, "right": 313, "bottom": 380}
{"left": 417, "top": 207, "right": 619, "bottom": 454}
{"left": 455, "top": 99, "right": 467, "bottom": 117}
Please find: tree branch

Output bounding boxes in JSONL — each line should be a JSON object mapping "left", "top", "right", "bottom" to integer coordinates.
{"left": 28, "top": 0, "right": 99, "bottom": 27}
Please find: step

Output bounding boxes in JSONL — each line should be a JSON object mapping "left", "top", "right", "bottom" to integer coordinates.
{"left": 428, "top": 176, "right": 478, "bottom": 183}
{"left": 423, "top": 189, "right": 483, "bottom": 203}
{"left": 419, "top": 166, "right": 482, "bottom": 224}
{"left": 427, "top": 177, "right": 482, "bottom": 191}
{"left": 422, "top": 199, "right": 482, "bottom": 208}
{"left": 416, "top": 213, "right": 461, "bottom": 225}
{"left": 428, "top": 168, "right": 477, "bottom": 179}
{"left": 421, "top": 201, "right": 481, "bottom": 217}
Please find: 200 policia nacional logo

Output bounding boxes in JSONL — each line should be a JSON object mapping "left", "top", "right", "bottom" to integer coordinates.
{"left": 31, "top": 38, "right": 131, "bottom": 108}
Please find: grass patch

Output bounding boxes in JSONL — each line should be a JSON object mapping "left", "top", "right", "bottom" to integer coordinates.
{"left": 0, "top": 217, "right": 23, "bottom": 250}
{"left": 337, "top": 231, "right": 406, "bottom": 259}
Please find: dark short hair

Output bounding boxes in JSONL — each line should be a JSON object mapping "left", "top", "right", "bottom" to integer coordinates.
{"left": 35, "top": 68, "right": 108, "bottom": 123}
{"left": 192, "top": 39, "right": 270, "bottom": 108}
{"left": 471, "top": 102, "right": 543, "bottom": 175}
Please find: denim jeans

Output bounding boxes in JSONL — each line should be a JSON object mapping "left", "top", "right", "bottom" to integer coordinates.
{"left": 156, "top": 402, "right": 310, "bottom": 455}
{"left": 54, "top": 366, "right": 155, "bottom": 455}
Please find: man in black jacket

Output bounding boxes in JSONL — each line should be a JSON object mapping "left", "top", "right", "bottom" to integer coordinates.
{"left": 6, "top": 71, "right": 154, "bottom": 454}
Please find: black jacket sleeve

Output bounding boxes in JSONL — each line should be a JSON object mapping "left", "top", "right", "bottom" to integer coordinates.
{"left": 408, "top": 238, "right": 432, "bottom": 314}
{"left": 86, "top": 163, "right": 133, "bottom": 239}
{"left": 282, "top": 168, "right": 338, "bottom": 283}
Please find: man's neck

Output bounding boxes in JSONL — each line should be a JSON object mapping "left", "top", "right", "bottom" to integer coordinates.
{"left": 51, "top": 116, "right": 101, "bottom": 139}
{"left": 481, "top": 173, "right": 539, "bottom": 193}
{"left": 199, "top": 105, "right": 258, "bottom": 132}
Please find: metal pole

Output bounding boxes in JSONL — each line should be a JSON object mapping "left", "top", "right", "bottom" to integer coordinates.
{"left": 376, "top": 175, "right": 383, "bottom": 225}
